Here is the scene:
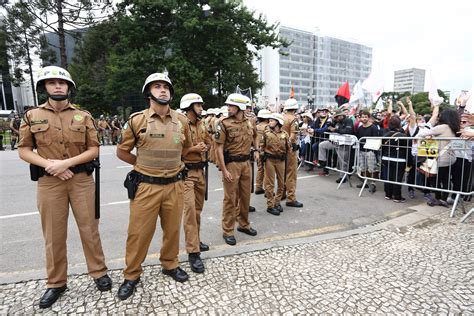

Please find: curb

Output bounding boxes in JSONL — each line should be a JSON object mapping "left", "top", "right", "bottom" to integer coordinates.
{"left": 0, "top": 203, "right": 446, "bottom": 285}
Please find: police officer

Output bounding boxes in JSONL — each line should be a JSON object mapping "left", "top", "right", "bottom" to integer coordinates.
{"left": 9, "top": 113, "right": 21, "bottom": 150}
{"left": 215, "top": 94, "right": 258, "bottom": 246}
{"left": 97, "top": 115, "right": 111, "bottom": 145}
{"left": 180, "top": 93, "right": 210, "bottom": 273}
{"left": 111, "top": 115, "right": 122, "bottom": 144}
{"left": 259, "top": 113, "right": 290, "bottom": 215}
{"left": 282, "top": 99, "right": 303, "bottom": 208}
{"left": 116, "top": 73, "right": 193, "bottom": 300}
{"left": 254, "top": 109, "right": 272, "bottom": 195}
{"left": 17, "top": 66, "right": 111, "bottom": 308}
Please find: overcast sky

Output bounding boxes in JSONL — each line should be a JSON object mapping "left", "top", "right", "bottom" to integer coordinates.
{"left": 244, "top": 0, "right": 473, "bottom": 92}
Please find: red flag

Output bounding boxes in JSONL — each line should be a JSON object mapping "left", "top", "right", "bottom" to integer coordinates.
{"left": 290, "top": 83, "right": 295, "bottom": 98}
{"left": 335, "top": 81, "right": 350, "bottom": 106}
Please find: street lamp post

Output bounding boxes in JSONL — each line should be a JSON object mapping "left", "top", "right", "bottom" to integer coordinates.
{"left": 307, "top": 94, "right": 315, "bottom": 111}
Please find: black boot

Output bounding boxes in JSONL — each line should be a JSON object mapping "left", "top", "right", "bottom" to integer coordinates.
{"left": 94, "top": 274, "right": 112, "bottom": 291}
{"left": 117, "top": 279, "right": 140, "bottom": 300}
{"left": 39, "top": 285, "right": 67, "bottom": 308}
{"left": 189, "top": 253, "right": 205, "bottom": 273}
{"left": 199, "top": 241, "right": 210, "bottom": 252}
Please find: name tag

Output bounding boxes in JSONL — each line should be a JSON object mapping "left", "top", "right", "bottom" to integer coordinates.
{"left": 31, "top": 119, "right": 48, "bottom": 125}
{"left": 150, "top": 133, "right": 165, "bottom": 138}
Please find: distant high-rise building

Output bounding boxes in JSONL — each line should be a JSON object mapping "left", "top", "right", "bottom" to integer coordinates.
{"left": 393, "top": 68, "right": 425, "bottom": 94}
{"left": 256, "top": 26, "right": 373, "bottom": 109}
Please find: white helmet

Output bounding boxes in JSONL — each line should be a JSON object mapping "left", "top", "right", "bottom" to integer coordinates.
{"left": 283, "top": 98, "right": 299, "bottom": 111}
{"left": 201, "top": 110, "right": 207, "bottom": 116}
{"left": 180, "top": 93, "right": 204, "bottom": 110}
{"left": 176, "top": 108, "right": 184, "bottom": 114}
{"left": 142, "top": 72, "right": 174, "bottom": 96}
{"left": 270, "top": 113, "right": 285, "bottom": 125}
{"left": 219, "top": 105, "right": 229, "bottom": 117}
{"left": 36, "top": 66, "right": 76, "bottom": 91}
{"left": 257, "top": 109, "right": 272, "bottom": 119}
{"left": 225, "top": 93, "right": 251, "bottom": 110}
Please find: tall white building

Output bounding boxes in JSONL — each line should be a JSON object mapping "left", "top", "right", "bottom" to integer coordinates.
{"left": 256, "top": 26, "right": 372, "bottom": 109}
{"left": 393, "top": 68, "right": 425, "bottom": 94}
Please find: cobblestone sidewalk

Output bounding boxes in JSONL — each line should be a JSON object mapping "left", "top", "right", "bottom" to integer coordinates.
{"left": 1, "top": 212, "right": 473, "bottom": 314}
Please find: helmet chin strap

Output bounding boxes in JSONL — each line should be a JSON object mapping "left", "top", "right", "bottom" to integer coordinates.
{"left": 191, "top": 106, "right": 202, "bottom": 119}
{"left": 49, "top": 95, "right": 68, "bottom": 101}
{"left": 149, "top": 93, "right": 171, "bottom": 105}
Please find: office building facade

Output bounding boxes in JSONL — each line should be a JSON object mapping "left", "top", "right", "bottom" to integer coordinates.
{"left": 257, "top": 26, "right": 372, "bottom": 109}
{"left": 393, "top": 68, "right": 425, "bottom": 94}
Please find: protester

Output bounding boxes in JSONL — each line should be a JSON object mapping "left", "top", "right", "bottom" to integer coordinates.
{"left": 417, "top": 109, "right": 460, "bottom": 207}
{"left": 381, "top": 116, "right": 409, "bottom": 203}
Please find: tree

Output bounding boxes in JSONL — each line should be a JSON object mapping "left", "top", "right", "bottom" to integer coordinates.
{"left": 376, "top": 90, "right": 452, "bottom": 115}
{"left": 22, "top": 0, "right": 113, "bottom": 68}
{"left": 3, "top": 1, "right": 56, "bottom": 106}
{"left": 70, "top": 0, "right": 288, "bottom": 114}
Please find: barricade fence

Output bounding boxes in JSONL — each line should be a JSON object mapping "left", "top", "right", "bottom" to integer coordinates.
{"left": 298, "top": 133, "right": 473, "bottom": 221}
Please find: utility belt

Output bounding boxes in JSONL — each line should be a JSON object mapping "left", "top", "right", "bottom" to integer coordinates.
{"left": 263, "top": 152, "right": 286, "bottom": 161}
{"left": 124, "top": 169, "right": 187, "bottom": 200}
{"left": 185, "top": 161, "right": 208, "bottom": 170}
{"left": 30, "top": 161, "right": 97, "bottom": 181}
{"left": 224, "top": 152, "right": 251, "bottom": 165}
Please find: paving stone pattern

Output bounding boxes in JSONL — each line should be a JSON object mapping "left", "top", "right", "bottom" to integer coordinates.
{"left": 1, "top": 213, "right": 473, "bottom": 314}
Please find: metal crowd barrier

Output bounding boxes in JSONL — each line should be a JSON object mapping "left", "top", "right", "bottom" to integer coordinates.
{"left": 356, "top": 136, "right": 473, "bottom": 221}
{"left": 297, "top": 133, "right": 473, "bottom": 222}
{"left": 298, "top": 133, "right": 359, "bottom": 189}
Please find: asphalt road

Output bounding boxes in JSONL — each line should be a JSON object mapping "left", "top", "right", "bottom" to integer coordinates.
{"left": 0, "top": 145, "right": 426, "bottom": 283}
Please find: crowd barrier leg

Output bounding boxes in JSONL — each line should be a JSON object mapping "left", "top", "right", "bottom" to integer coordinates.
{"left": 450, "top": 193, "right": 462, "bottom": 218}
{"left": 358, "top": 178, "right": 368, "bottom": 197}
{"left": 460, "top": 208, "right": 473, "bottom": 223}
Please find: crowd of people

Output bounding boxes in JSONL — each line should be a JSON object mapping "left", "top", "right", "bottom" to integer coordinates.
{"left": 281, "top": 97, "right": 473, "bottom": 206}
{"left": 13, "top": 65, "right": 473, "bottom": 309}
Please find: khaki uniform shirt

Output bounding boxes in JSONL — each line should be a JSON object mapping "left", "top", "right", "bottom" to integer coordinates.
{"left": 118, "top": 108, "right": 192, "bottom": 178}
{"left": 98, "top": 119, "right": 110, "bottom": 129}
{"left": 260, "top": 126, "right": 290, "bottom": 155}
{"left": 256, "top": 121, "right": 269, "bottom": 141}
{"left": 18, "top": 102, "right": 99, "bottom": 159}
{"left": 282, "top": 113, "right": 299, "bottom": 145}
{"left": 214, "top": 112, "right": 256, "bottom": 155}
{"left": 182, "top": 116, "right": 207, "bottom": 164}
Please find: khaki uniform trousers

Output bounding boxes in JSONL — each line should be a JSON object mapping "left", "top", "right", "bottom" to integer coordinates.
{"left": 183, "top": 169, "right": 206, "bottom": 254}
{"left": 37, "top": 173, "right": 107, "bottom": 288}
{"left": 264, "top": 158, "right": 285, "bottom": 208}
{"left": 255, "top": 157, "right": 264, "bottom": 191}
{"left": 285, "top": 149, "right": 298, "bottom": 202}
{"left": 124, "top": 180, "right": 184, "bottom": 280}
{"left": 222, "top": 161, "right": 251, "bottom": 236}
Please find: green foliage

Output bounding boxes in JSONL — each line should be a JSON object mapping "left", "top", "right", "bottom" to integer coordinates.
{"left": 376, "top": 90, "right": 453, "bottom": 115}
{"left": 70, "top": 0, "right": 288, "bottom": 115}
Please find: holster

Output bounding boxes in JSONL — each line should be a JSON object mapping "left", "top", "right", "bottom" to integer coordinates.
{"left": 124, "top": 170, "right": 140, "bottom": 200}
{"left": 29, "top": 164, "right": 45, "bottom": 181}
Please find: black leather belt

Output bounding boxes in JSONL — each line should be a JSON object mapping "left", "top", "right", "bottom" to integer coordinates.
{"left": 185, "top": 161, "right": 208, "bottom": 170}
{"left": 264, "top": 152, "right": 286, "bottom": 161}
{"left": 39, "top": 164, "right": 90, "bottom": 177}
{"left": 135, "top": 170, "right": 187, "bottom": 185}
{"left": 224, "top": 154, "right": 251, "bottom": 164}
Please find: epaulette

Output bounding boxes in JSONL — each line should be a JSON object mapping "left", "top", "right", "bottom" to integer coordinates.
{"left": 127, "top": 111, "right": 146, "bottom": 139}
{"left": 129, "top": 111, "right": 145, "bottom": 121}
{"left": 77, "top": 108, "right": 92, "bottom": 117}
{"left": 22, "top": 107, "right": 35, "bottom": 126}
